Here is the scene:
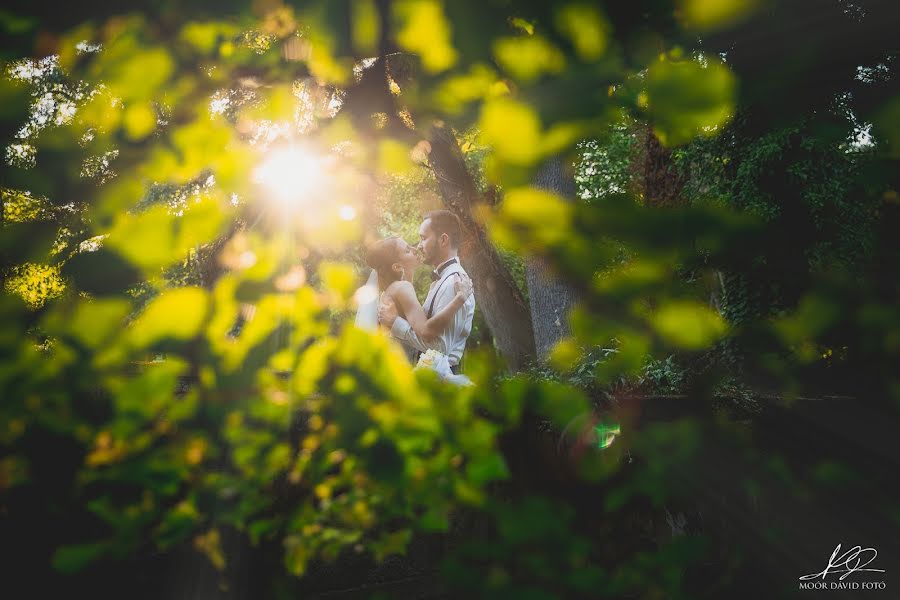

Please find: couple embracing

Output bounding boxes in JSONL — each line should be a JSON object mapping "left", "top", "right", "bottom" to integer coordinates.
{"left": 356, "top": 210, "right": 476, "bottom": 384}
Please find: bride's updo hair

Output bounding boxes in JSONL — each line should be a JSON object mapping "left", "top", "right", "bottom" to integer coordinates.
{"left": 365, "top": 237, "right": 402, "bottom": 289}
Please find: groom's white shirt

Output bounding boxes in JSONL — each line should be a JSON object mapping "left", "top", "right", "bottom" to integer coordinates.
{"left": 390, "top": 257, "right": 475, "bottom": 366}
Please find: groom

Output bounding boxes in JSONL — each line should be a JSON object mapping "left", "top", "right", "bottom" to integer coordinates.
{"left": 378, "top": 210, "right": 476, "bottom": 374}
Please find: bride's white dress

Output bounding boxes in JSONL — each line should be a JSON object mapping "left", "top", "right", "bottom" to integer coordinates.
{"left": 354, "top": 269, "right": 381, "bottom": 330}
{"left": 354, "top": 270, "right": 422, "bottom": 365}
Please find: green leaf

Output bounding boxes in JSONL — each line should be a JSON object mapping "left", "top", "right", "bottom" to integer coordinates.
{"left": 319, "top": 261, "right": 357, "bottom": 302}
{"left": 493, "top": 35, "right": 565, "bottom": 83}
{"left": 644, "top": 57, "right": 736, "bottom": 146}
{"left": 418, "top": 505, "right": 450, "bottom": 531}
{"left": 479, "top": 98, "right": 543, "bottom": 166}
{"left": 155, "top": 498, "right": 200, "bottom": 549}
{"left": 105, "top": 204, "right": 176, "bottom": 272}
{"left": 466, "top": 452, "right": 509, "bottom": 485}
{"left": 371, "top": 529, "right": 412, "bottom": 562}
{"left": 69, "top": 298, "right": 132, "bottom": 348}
{"left": 111, "top": 359, "right": 186, "bottom": 431}
{"left": 52, "top": 541, "right": 111, "bottom": 574}
{"left": 129, "top": 287, "right": 210, "bottom": 349}
{"left": 393, "top": 0, "right": 458, "bottom": 73}
{"left": 432, "top": 63, "right": 500, "bottom": 114}
{"left": 489, "top": 186, "right": 573, "bottom": 251}
{"left": 176, "top": 196, "right": 229, "bottom": 252}
{"left": 678, "top": 0, "right": 759, "bottom": 32}
{"left": 555, "top": 4, "right": 611, "bottom": 61}
{"left": 96, "top": 43, "right": 175, "bottom": 103}
{"left": 123, "top": 102, "right": 157, "bottom": 140}
{"left": 650, "top": 300, "right": 726, "bottom": 349}
{"left": 774, "top": 294, "right": 840, "bottom": 344}
{"left": 284, "top": 534, "right": 311, "bottom": 576}
{"left": 180, "top": 21, "right": 239, "bottom": 55}
{"left": 351, "top": 0, "right": 380, "bottom": 54}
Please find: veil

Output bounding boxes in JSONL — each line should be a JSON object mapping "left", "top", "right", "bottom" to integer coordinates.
{"left": 354, "top": 269, "right": 380, "bottom": 330}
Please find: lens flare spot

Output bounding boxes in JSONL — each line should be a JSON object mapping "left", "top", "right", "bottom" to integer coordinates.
{"left": 594, "top": 423, "right": 621, "bottom": 449}
{"left": 275, "top": 265, "right": 307, "bottom": 291}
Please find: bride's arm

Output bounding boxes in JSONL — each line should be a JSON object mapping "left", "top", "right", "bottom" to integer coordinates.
{"left": 388, "top": 278, "right": 470, "bottom": 343}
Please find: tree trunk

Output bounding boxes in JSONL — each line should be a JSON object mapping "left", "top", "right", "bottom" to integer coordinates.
{"left": 637, "top": 126, "right": 688, "bottom": 208}
{"left": 526, "top": 157, "right": 579, "bottom": 361}
{"left": 427, "top": 124, "right": 535, "bottom": 371}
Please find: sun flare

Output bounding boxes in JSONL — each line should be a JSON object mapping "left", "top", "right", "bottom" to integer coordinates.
{"left": 253, "top": 145, "right": 327, "bottom": 209}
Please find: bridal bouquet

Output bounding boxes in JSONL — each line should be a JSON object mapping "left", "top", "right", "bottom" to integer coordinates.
{"left": 415, "top": 349, "right": 473, "bottom": 386}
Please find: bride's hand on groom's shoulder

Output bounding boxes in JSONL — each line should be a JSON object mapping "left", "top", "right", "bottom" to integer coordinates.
{"left": 455, "top": 273, "right": 474, "bottom": 299}
{"left": 377, "top": 296, "right": 398, "bottom": 327}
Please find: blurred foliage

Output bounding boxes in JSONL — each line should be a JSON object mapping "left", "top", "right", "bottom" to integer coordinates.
{"left": 1, "top": 0, "right": 899, "bottom": 598}
{"left": 4, "top": 261, "right": 66, "bottom": 307}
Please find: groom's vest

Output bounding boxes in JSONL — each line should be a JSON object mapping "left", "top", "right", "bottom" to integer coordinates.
{"left": 420, "top": 258, "right": 467, "bottom": 373}
{"left": 426, "top": 264, "right": 460, "bottom": 318}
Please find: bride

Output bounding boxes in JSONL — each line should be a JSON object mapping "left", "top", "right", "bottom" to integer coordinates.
{"left": 356, "top": 237, "right": 473, "bottom": 379}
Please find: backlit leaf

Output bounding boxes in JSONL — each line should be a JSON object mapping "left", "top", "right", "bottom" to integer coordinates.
{"left": 378, "top": 139, "right": 417, "bottom": 175}
{"left": 351, "top": 0, "right": 380, "bottom": 54}
{"left": 96, "top": 44, "right": 174, "bottom": 103}
{"left": 393, "top": 0, "right": 458, "bottom": 73}
{"left": 69, "top": 298, "right": 132, "bottom": 348}
{"left": 650, "top": 300, "right": 727, "bottom": 349}
{"left": 479, "top": 98, "right": 543, "bottom": 166}
{"left": 319, "top": 261, "right": 356, "bottom": 302}
{"left": 123, "top": 101, "right": 157, "bottom": 140}
{"left": 432, "top": 63, "right": 499, "bottom": 114}
{"left": 488, "top": 187, "right": 573, "bottom": 251}
{"left": 129, "top": 287, "right": 210, "bottom": 348}
{"left": 644, "top": 57, "right": 736, "bottom": 146}
{"left": 105, "top": 204, "right": 175, "bottom": 271}
{"left": 493, "top": 35, "right": 565, "bottom": 83}
{"left": 555, "top": 4, "right": 611, "bottom": 60}
{"left": 679, "top": 0, "right": 759, "bottom": 32}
